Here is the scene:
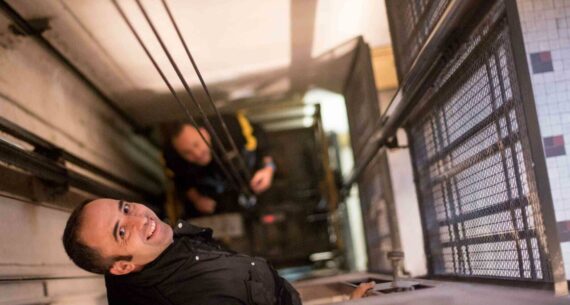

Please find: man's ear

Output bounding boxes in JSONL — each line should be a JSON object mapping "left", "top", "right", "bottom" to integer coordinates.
{"left": 109, "top": 260, "right": 137, "bottom": 275}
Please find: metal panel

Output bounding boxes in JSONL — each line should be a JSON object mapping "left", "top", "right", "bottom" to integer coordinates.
{"left": 407, "top": 1, "right": 556, "bottom": 284}
{"left": 343, "top": 39, "right": 400, "bottom": 272}
{"left": 386, "top": 0, "right": 451, "bottom": 80}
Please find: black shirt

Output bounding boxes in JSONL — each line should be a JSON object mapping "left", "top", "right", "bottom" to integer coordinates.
{"left": 105, "top": 221, "right": 300, "bottom": 305}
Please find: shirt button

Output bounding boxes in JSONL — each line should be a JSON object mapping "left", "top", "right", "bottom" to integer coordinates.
{"left": 178, "top": 223, "right": 183, "bottom": 228}
{"left": 195, "top": 256, "right": 200, "bottom": 261}
{"left": 251, "top": 262, "right": 255, "bottom": 266}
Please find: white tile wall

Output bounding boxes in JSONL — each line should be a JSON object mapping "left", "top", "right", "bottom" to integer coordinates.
{"left": 517, "top": 0, "right": 570, "bottom": 278}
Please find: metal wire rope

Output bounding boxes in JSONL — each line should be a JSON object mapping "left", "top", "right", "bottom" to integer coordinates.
{"left": 132, "top": 0, "right": 254, "bottom": 197}
{"left": 161, "top": 0, "right": 253, "bottom": 183}
{"left": 111, "top": 0, "right": 250, "bottom": 196}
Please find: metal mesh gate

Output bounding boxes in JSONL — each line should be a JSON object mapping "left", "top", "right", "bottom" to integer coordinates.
{"left": 386, "top": 0, "right": 451, "bottom": 79}
{"left": 408, "top": 4, "right": 552, "bottom": 281}
{"left": 344, "top": 39, "right": 399, "bottom": 273}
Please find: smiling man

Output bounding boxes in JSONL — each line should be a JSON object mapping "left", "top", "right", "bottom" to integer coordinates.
{"left": 62, "top": 198, "right": 301, "bottom": 305}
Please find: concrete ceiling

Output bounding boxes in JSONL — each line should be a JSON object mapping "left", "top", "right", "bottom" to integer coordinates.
{"left": 7, "top": 0, "right": 391, "bottom": 126}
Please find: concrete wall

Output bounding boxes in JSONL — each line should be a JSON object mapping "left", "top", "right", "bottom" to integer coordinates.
{"left": 387, "top": 130, "right": 427, "bottom": 277}
{"left": 0, "top": 197, "right": 108, "bottom": 305}
{"left": 0, "top": 9, "right": 163, "bottom": 305}
{"left": 379, "top": 87, "right": 427, "bottom": 277}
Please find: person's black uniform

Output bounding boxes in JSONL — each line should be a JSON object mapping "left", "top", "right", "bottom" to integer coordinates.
{"left": 105, "top": 221, "right": 301, "bottom": 305}
{"left": 163, "top": 114, "right": 271, "bottom": 217}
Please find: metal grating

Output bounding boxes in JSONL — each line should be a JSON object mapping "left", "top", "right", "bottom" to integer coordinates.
{"left": 386, "top": 0, "right": 451, "bottom": 78}
{"left": 344, "top": 39, "right": 399, "bottom": 272}
{"left": 408, "top": 6, "right": 552, "bottom": 281}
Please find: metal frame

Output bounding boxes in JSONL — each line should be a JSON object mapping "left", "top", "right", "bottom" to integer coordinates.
{"left": 0, "top": 117, "right": 157, "bottom": 198}
{"left": 342, "top": 0, "right": 567, "bottom": 294}
{"left": 385, "top": 0, "right": 450, "bottom": 83}
{"left": 504, "top": 0, "right": 568, "bottom": 295}
{"left": 406, "top": 0, "right": 553, "bottom": 281}
{"left": 404, "top": 0, "right": 566, "bottom": 293}
{"left": 0, "top": 117, "right": 156, "bottom": 205}
{"left": 342, "top": 0, "right": 485, "bottom": 192}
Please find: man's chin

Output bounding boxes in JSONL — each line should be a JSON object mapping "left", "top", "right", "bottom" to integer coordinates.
{"left": 197, "top": 157, "right": 211, "bottom": 166}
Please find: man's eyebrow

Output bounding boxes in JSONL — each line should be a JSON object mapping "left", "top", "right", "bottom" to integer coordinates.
{"left": 113, "top": 221, "right": 119, "bottom": 242}
{"left": 112, "top": 200, "right": 124, "bottom": 242}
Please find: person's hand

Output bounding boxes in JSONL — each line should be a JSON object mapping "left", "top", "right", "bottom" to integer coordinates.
{"left": 350, "top": 281, "right": 375, "bottom": 299}
{"left": 250, "top": 166, "right": 274, "bottom": 194}
{"left": 194, "top": 196, "right": 216, "bottom": 214}
{"left": 187, "top": 188, "right": 216, "bottom": 214}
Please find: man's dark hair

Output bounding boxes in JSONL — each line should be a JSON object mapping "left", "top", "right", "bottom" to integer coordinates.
{"left": 161, "top": 120, "right": 207, "bottom": 145}
{"left": 62, "top": 199, "right": 132, "bottom": 274}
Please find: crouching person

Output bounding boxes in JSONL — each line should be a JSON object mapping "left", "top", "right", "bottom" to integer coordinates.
{"left": 62, "top": 198, "right": 301, "bottom": 305}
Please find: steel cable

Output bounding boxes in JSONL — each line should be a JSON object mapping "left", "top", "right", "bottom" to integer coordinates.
{"left": 111, "top": 0, "right": 250, "bottom": 196}
{"left": 161, "top": 0, "right": 253, "bottom": 183}
{"left": 132, "top": 0, "right": 253, "bottom": 197}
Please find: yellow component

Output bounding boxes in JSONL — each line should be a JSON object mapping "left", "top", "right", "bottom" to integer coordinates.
{"left": 236, "top": 111, "right": 257, "bottom": 151}
{"left": 160, "top": 153, "right": 183, "bottom": 223}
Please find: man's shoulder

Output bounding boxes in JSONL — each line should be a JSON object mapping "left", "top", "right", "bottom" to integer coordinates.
{"left": 173, "top": 220, "right": 213, "bottom": 238}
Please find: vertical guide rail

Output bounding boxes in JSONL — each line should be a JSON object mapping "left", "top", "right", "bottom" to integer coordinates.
{"left": 504, "top": 0, "right": 568, "bottom": 295}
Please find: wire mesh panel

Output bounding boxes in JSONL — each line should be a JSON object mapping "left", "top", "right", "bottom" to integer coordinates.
{"left": 344, "top": 39, "right": 398, "bottom": 272}
{"left": 386, "top": 0, "right": 451, "bottom": 79}
{"left": 408, "top": 4, "right": 552, "bottom": 281}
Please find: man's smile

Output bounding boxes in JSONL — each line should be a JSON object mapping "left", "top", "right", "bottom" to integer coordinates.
{"left": 146, "top": 218, "right": 157, "bottom": 240}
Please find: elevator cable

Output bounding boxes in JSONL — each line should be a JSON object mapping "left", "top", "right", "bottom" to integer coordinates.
{"left": 111, "top": 0, "right": 255, "bottom": 199}
{"left": 161, "top": 0, "right": 253, "bottom": 183}
{"left": 132, "top": 0, "right": 253, "bottom": 195}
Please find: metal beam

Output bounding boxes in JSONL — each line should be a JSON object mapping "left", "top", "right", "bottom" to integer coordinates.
{"left": 0, "top": 139, "right": 142, "bottom": 202}
{"left": 0, "top": 117, "right": 157, "bottom": 200}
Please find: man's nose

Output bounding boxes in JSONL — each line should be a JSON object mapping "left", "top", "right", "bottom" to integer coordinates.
{"left": 126, "top": 214, "right": 147, "bottom": 228}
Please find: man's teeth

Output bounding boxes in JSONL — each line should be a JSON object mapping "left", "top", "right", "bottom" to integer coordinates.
{"left": 147, "top": 220, "right": 156, "bottom": 239}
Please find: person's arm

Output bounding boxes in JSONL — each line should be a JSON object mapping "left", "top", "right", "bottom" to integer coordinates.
{"left": 250, "top": 156, "right": 275, "bottom": 194}
{"left": 187, "top": 187, "right": 216, "bottom": 214}
{"left": 350, "top": 281, "right": 375, "bottom": 299}
{"left": 248, "top": 121, "right": 275, "bottom": 194}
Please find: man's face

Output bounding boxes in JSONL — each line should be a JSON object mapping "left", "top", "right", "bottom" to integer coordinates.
{"left": 172, "top": 126, "right": 212, "bottom": 166}
{"left": 78, "top": 199, "right": 174, "bottom": 275}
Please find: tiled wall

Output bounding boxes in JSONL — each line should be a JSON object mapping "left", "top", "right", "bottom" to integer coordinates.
{"left": 517, "top": 0, "right": 570, "bottom": 278}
